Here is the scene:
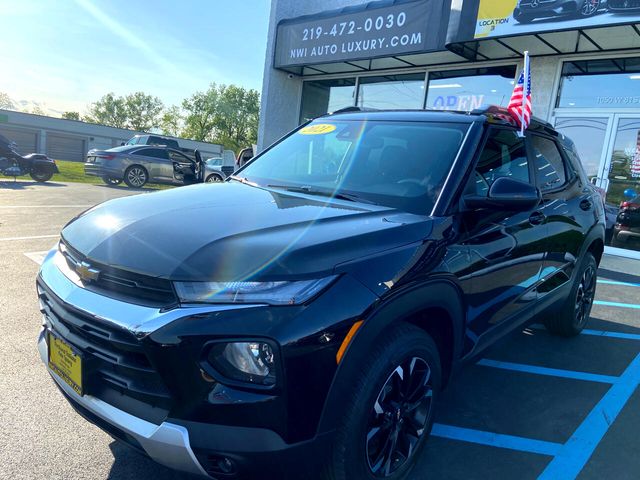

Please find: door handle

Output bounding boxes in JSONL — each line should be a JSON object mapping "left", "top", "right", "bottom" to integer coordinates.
{"left": 580, "top": 199, "right": 592, "bottom": 211}
{"left": 529, "top": 211, "right": 546, "bottom": 225}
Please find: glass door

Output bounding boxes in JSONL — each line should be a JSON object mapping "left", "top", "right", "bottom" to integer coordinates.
{"left": 602, "top": 115, "right": 640, "bottom": 255}
{"left": 554, "top": 114, "right": 640, "bottom": 258}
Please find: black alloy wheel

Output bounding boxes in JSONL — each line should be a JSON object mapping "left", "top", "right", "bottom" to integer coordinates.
{"left": 574, "top": 264, "right": 596, "bottom": 330}
{"left": 544, "top": 252, "right": 597, "bottom": 337}
{"left": 324, "top": 323, "right": 441, "bottom": 480}
{"left": 366, "top": 357, "right": 434, "bottom": 477}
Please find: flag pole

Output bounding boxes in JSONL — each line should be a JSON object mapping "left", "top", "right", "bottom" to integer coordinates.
{"left": 521, "top": 51, "right": 529, "bottom": 138}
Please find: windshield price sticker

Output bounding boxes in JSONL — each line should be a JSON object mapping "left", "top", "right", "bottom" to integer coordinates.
{"left": 299, "top": 124, "right": 337, "bottom": 135}
{"left": 275, "top": 1, "right": 442, "bottom": 68}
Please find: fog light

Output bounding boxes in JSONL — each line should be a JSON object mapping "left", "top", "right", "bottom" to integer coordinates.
{"left": 208, "top": 342, "right": 277, "bottom": 386}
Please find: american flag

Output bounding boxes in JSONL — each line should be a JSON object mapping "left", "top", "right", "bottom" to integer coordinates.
{"left": 508, "top": 52, "right": 532, "bottom": 133}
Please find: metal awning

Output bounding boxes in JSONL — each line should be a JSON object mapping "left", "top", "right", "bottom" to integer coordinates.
{"left": 447, "top": 1, "right": 640, "bottom": 61}
{"left": 286, "top": 50, "right": 469, "bottom": 76}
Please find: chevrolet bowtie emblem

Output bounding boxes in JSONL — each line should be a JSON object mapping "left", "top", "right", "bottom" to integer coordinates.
{"left": 76, "top": 261, "right": 100, "bottom": 282}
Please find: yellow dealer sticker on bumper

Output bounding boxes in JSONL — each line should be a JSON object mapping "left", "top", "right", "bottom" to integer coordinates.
{"left": 48, "top": 332, "right": 83, "bottom": 396}
{"left": 299, "top": 124, "right": 336, "bottom": 135}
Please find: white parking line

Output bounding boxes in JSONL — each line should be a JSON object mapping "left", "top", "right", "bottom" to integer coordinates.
{"left": 0, "top": 234, "right": 59, "bottom": 242}
{"left": 24, "top": 251, "right": 50, "bottom": 265}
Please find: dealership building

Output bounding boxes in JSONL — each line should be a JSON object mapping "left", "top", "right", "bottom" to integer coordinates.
{"left": 258, "top": 0, "right": 640, "bottom": 257}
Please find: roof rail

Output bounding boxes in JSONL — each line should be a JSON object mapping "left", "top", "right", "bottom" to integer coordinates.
{"left": 328, "top": 106, "right": 379, "bottom": 115}
{"left": 471, "top": 105, "right": 554, "bottom": 130}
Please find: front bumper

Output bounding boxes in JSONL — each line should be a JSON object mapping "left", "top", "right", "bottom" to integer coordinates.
{"left": 39, "top": 330, "right": 209, "bottom": 476}
{"left": 36, "top": 248, "right": 347, "bottom": 478}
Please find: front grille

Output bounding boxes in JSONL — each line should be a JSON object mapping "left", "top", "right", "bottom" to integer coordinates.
{"left": 60, "top": 240, "right": 177, "bottom": 307}
{"left": 38, "top": 280, "right": 171, "bottom": 422}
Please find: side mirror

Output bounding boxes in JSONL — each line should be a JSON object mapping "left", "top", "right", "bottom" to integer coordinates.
{"left": 464, "top": 177, "right": 541, "bottom": 211}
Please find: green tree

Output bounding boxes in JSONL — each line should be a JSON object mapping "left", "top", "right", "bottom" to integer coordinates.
{"left": 124, "top": 92, "right": 164, "bottom": 131}
{"left": 0, "top": 92, "right": 15, "bottom": 110}
{"left": 61, "top": 111, "right": 80, "bottom": 120}
{"left": 181, "top": 84, "right": 220, "bottom": 141}
{"left": 160, "top": 105, "right": 183, "bottom": 137}
{"left": 30, "top": 105, "right": 46, "bottom": 115}
{"left": 213, "top": 85, "right": 260, "bottom": 151}
{"left": 84, "top": 93, "right": 127, "bottom": 128}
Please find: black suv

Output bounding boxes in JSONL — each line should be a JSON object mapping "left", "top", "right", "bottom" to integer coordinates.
{"left": 513, "top": 0, "right": 604, "bottom": 23}
{"left": 36, "top": 107, "right": 605, "bottom": 480}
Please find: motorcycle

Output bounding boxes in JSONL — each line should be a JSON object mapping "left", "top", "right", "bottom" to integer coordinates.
{"left": 0, "top": 133, "right": 59, "bottom": 182}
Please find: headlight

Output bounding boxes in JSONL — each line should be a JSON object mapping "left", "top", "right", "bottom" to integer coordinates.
{"left": 174, "top": 276, "right": 337, "bottom": 305}
{"left": 207, "top": 341, "right": 277, "bottom": 386}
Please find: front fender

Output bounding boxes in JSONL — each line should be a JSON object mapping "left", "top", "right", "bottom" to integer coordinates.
{"left": 316, "top": 278, "right": 465, "bottom": 435}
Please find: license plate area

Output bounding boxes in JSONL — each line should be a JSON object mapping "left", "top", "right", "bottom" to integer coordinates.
{"left": 48, "top": 331, "right": 84, "bottom": 396}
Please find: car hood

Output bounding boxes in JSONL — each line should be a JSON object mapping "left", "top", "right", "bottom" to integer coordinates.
{"left": 61, "top": 182, "right": 434, "bottom": 281}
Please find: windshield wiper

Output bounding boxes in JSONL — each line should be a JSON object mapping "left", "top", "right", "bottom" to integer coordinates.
{"left": 266, "top": 184, "right": 373, "bottom": 204}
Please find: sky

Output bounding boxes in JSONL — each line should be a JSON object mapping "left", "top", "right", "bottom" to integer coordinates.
{"left": 0, "top": 0, "right": 271, "bottom": 116}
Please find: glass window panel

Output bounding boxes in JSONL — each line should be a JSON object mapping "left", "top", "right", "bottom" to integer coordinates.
{"left": 558, "top": 57, "right": 640, "bottom": 108}
{"left": 357, "top": 74, "right": 425, "bottom": 110}
{"left": 554, "top": 117, "right": 608, "bottom": 178}
{"left": 300, "top": 78, "right": 356, "bottom": 123}
{"left": 607, "top": 119, "right": 640, "bottom": 252}
{"left": 530, "top": 136, "right": 567, "bottom": 192}
{"left": 426, "top": 66, "right": 517, "bottom": 112}
{"left": 469, "top": 129, "right": 529, "bottom": 196}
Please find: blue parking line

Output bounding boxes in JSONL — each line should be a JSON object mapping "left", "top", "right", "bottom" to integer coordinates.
{"left": 538, "top": 353, "right": 640, "bottom": 480}
{"left": 477, "top": 359, "right": 619, "bottom": 384}
{"left": 598, "top": 279, "right": 640, "bottom": 288}
{"left": 582, "top": 329, "right": 640, "bottom": 341}
{"left": 431, "top": 423, "right": 562, "bottom": 457}
{"left": 593, "top": 300, "right": 640, "bottom": 310}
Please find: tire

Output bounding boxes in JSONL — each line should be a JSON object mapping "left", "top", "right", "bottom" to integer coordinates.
{"left": 29, "top": 169, "right": 53, "bottom": 182}
{"left": 123, "top": 165, "right": 148, "bottom": 188}
{"left": 325, "top": 324, "right": 441, "bottom": 480}
{"left": 577, "top": 0, "right": 600, "bottom": 17}
{"left": 206, "top": 174, "right": 223, "bottom": 183}
{"left": 544, "top": 252, "right": 597, "bottom": 337}
{"left": 101, "top": 176, "right": 122, "bottom": 186}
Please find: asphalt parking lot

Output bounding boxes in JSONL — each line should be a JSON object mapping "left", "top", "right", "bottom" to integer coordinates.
{"left": 1, "top": 179, "right": 640, "bottom": 480}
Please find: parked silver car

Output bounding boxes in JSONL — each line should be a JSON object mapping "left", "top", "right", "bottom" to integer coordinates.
{"left": 84, "top": 145, "right": 198, "bottom": 188}
{"left": 203, "top": 154, "right": 236, "bottom": 183}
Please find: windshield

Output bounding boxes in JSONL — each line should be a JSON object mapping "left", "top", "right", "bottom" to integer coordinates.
{"left": 240, "top": 119, "right": 469, "bottom": 214}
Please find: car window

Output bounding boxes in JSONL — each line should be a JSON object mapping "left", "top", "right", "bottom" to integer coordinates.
{"left": 169, "top": 150, "right": 192, "bottom": 163}
{"left": 134, "top": 148, "right": 168, "bottom": 159}
{"left": 530, "top": 135, "right": 567, "bottom": 192}
{"left": 467, "top": 128, "right": 529, "bottom": 196}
